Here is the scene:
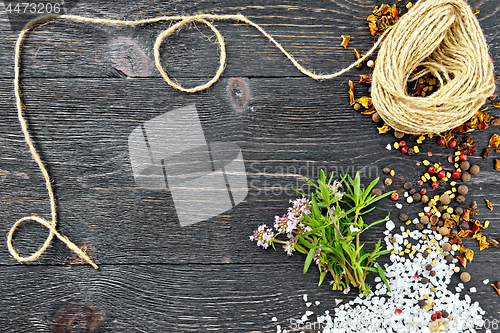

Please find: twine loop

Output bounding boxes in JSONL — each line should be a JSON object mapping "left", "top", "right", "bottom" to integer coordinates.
{"left": 371, "top": 0, "right": 496, "bottom": 134}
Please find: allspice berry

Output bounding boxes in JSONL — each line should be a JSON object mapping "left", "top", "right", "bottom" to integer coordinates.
{"left": 460, "top": 160, "right": 470, "bottom": 171}
{"left": 442, "top": 242, "right": 452, "bottom": 252}
{"left": 458, "top": 185, "right": 468, "bottom": 195}
{"left": 372, "top": 112, "right": 382, "bottom": 123}
{"left": 394, "top": 130, "right": 405, "bottom": 139}
{"left": 446, "top": 254, "right": 454, "bottom": 263}
{"left": 420, "top": 216, "right": 430, "bottom": 224}
{"left": 456, "top": 195, "right": 466, "bottom": 204}
{"left": 425, "top": 264, "right": 433, "bottom": 271}
{"left": 462, "top": 172, "right": 471, "bottom": 182}
{"left": 430, "top": 271, "right": 436, "bottom": 277}
{"left": 439, "top": 226, "right": 449, "bottom": 236}
{"left": 421, "top": 277, "right": 429, "bottom": 284}
{"left": 469, "top": 165, "right": 480, "bottom": 175}
{"left": 403, "top": 182, "right": 412, "bottom": 190}
{"left": 437, "top": 220, "right": 444, "bottom": 227}
{"left": 422, "top": 251, "right": 429, "bottom": 258}
{"left": 440, "top": 193, "right": 451, "bottom": 205}
{"left": 413, "top": 193, "right": 421, "bottom": 201}
{"left": 455, "top": 207, "right": 463, "bottom": 215}
{"left": 371, "top": 188, "right": 383, "bottom": 196}
{"left": 460, "top": 272, "right": 471, "bottom": 283}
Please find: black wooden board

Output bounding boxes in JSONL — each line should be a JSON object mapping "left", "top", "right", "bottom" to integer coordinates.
{"left": 1, "top": 0, "right": 500, "bottom": 332}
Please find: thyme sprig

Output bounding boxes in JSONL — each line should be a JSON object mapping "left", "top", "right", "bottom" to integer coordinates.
{"left": 250, "top": 170, "right": 395, "bottom": 295}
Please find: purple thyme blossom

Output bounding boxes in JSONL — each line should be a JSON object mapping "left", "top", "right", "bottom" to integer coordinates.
{"left": 313, "top": 248, "right": 322, "bottom": 265}
{"left": 329, "top": 179, "right": 344, "bottom": 199}
{"left": 283, "top": 237, "right": 297, "bottom": 256}
{"left": 249, "top": 224, "right": 275, "bottom": 249}
{"left": 288, "top": 197, "right": 312, "bottom": 219}
{"left": 274, "top": 214, "right": 289, "bottom": 234}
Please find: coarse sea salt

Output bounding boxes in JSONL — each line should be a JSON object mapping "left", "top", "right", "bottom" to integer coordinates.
{"left": 276, "top": 225, "right": 486, "bottom": 333}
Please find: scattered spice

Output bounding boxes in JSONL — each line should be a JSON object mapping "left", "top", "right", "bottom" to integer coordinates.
{"left": 495, "top": 157, "right": 500, "bottom": 170}
{"left": 348, "top": 80, "right": 355, "bottom": 105}
{"left": 491, "top": 284, "right": 500, "bottom": 297}
{"left": 483, "top": 147, "right": 493, "bottom": 159}
{"left": 460, "top": 272, "right": 471, "bottom": 283}
{"left": 485, "top": 199, "right": 493, "bottom": 210}
{"left": 491, "top": 118, "right": 500, "bottom": 126}
{"left": 354, "top": 49, "right": 364, "bottom": 69}
{"left": 359, "top": 75, "right": 372, "bottom": 85}
{"left": 469, "top": 165, "right": 480, "bottom": 175}
{"left": 355, "top": 96, "right": 372, "bottom": 109}
{"left": 340, "top": 35, "right": 351, "bottom": 49}
{"left": 377, "top": 123, "right": 391, "bottom": 134}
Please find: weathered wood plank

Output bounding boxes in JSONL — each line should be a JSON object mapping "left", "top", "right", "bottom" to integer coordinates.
{"left": 0, "top": 261, "right": 498, "bottom": 332}
{"left": 0, "top": 0, "right": 498, "bottom": 79}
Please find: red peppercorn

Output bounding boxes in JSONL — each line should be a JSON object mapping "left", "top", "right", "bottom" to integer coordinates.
{"left": 418, "top": 180, "right": 424, "bottom": 186}
{"left": 428, "top": 166, "right": 435, "bottom": 174}
{"left": 459, "top": 152, "right": 467, "bottom": 161}
{"left": 420, "top": 188, "right": 427, "bottom": 195}
{"left": 437, "top": 170, "right": 445, "bottom": 178}
{"left": 431, "top": 313, "right": 437, "bottom": 321}
{"left": 401, "top": 146, "right": 408, "bottom": 154}
{"left": 438, "top": 138, "right": 446, "bottom": 146}
{"left": 497, "top": 281, "right": 500, "bottom": 289}
{"left": 452, "top": 170, "right": 461, "bottom": 179}
{"left": 432, "top": 181, "right": 439, "bottom": 189}
{"left": 394, "top": 308, "right": 402, "bottom": 315}
{"left": 399, "top": 141, "right": 406, "bottom": 147}
{"left": 435, "top": 311, "right": 442, "bottom": 319}
{"left": 449, "top": 140, "right": 457, "bottom": 148}
{"left": 425, "top": 212, "right": 432, "bottom": 217}
{"left": 391, "top": 193, "right": 399, "bottom": 201}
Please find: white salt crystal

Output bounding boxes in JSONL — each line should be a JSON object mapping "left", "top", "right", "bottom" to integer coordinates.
{"left": 315, "top": 301, "right": 320, "bottom": 306}
{"left": 272, "top": 317, "right": 277, "bottom": 322}
{"left": 470, "top": 287, "right": 477, "bottom": 293}
{"left": 483, "top": 279, "right": 490, "bottom": 285}
{"left": 424, "top": 206, "right": 431, "bottom": 213}
{"left": 306, "top": 302, "right": 312, "bottom": 307}
{"left": 386, "top": 144, "right": 391, "bottom": 150}
{"left": 386, "top": 220, "right": 395, "bottom": 231}
{"left": 395, "top": 203, "right": 403, "bottom": 209}
{"left": 303, "top": 294, "right": 308, "bottom": 302}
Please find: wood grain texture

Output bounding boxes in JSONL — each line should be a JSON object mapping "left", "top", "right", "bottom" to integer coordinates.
{"left": 0, "top": 0, "right": 500, "bottom": 331}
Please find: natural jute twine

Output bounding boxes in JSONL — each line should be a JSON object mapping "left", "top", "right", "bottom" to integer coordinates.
{"left": 10, "top": 0, "right": 494, "bottom": 268}
{"left": 372, "top": 0, "right": 496, "bottom": 134}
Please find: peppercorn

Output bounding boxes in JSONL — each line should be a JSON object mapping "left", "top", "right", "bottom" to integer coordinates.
{"left": 451, "top": 170, "right": 461, "bottom": 179}
{"left": 399, "top": 213, "right": 408, "bottom": 221}
{"left": 391, "top": 192, "right": 399, "bottom": 201}
{"left": 439, "top": 179, "right": 447, "bottom": 187}
{"left": 394, "top": 131, "right": 404, "bottom": 139}
{"left": 422, "top": 251, "right": 429, "bottom": 258}
{"left": 460, "top": 272, "right": 471, "bottom": 282}
{"left": 470, "top": 165, "right": 480, "bottom": 175}
{"left": 462, "top": 172, "right": 471, "bottom": 182}
{"left": 413, "top": 193, "right": 421, "bottom": 201}
{"left": 442, "top": 212, "right": 451, "bottom": 220}
{"left": 431, "top": 313, "right": 437, "bottom": 322}
{"left": 438, "top": 170, "right": 446, "bottom": 179}
{"left": 437, "top": 220, "right": 444, "bottom": 227}
{"left": 408, "top": 148, "right": 415, "bottom": 155}
{"left": 439, "top": 226, "right": 449, "bottom": 236}
{"left": 425, "top": 264, "right": 433, "bottom": 271}
{"left": 421, "top": 277, "right": 429, "bottom": 284}
{"left": 403, "top": 182, "right": 412, "bottom": 190}
{"left": 456, "top": 195, "right": 466, "bottom": 204}
{"left": 441, "top": 311, "right": 449, "bottom": 318}
{"left": 409, "top": 188, "right": 416, "bottom": 195}
{"left": 353, "top": 103, "right": 361, "bottom": 111}
{"left": 418, "top": 300, "right": 427, "bottom": 307}
{"left": 455, "top": 207, "right": 463, "bottom": 215}
{"left": 446, "top": 254, "right": 454, "bottom": 263}
{"left": 430, "top": 271, "right": 436, "bottom": 277}
{"left": 440, "top": 194, "right": 451, "bottom": 205}
{"left": 372, "top": 112, "right": 382, "bottom": 123}
{"left": 385, "top": 178, "right": 393, "bottom": 186}
{"left": 442, "top": 242, "right": 452, "bottom": 252}
{"left": 420, "top": 216, "right": 430, "bottom": 224}
{"left": 401, "top": 146, "right": 408, "bottom": 154}
{"left": 431, "top": 225, "right": 437, "bottom": 232}
{"left": 451, "top": 229, "right": 458, "bottom": 236}
{"left": 416, "top": 223, "right": 424, "bottom": 230}
{"left": 389, "top": 237, "right": 396, "bottom": 244}
{"left": 431, "top": 181, "right": 439, "bottom": 189}
{"left": 383, "top": 167, "right": 391, "bottom": 174}
{"left": 460, "top": 160, "right": 470, "bottom": 171}
{"left": 461, "top": 221, "right": 471, "bottom": 230}
{"left": 421, "top": 195, "right": 429, "bottom": 204}
{"left": 449, "top": 140, "right": 457, "bottom": 148}
{"left": 438, "top": 206, "right": 445, "bottom": 213}
{"left": 367, "top": 60, "right": 375, "bottom": 68}
{"left": 457, "top": 185, "right": 468, "bottom": 195}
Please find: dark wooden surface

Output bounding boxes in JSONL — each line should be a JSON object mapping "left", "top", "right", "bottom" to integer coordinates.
{"left": 1, "top": 0, "right": 499, "bottom": 332}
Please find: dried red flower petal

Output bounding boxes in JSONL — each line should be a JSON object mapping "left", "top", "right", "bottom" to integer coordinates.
{"left": 341, "top": 35, "right": 351, "bottom": 49}
{"left": 359, "top": 75, "right": 372, "bottom": 86}
{"left": 456, "top": 255, "right": 467, "bottom": 268}
{"left": 348, "top": 80, "right": 355, "bottom": 105}
{"left": 488, "top": 134, "right": 500, "bottom": 148}
{"left": 361, "top": 108, "right": 376, "bottom": 115}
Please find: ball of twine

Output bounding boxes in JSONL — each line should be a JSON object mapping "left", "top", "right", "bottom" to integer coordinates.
{"left": 371, "top": 0, "right": 496, "bottom": 135}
